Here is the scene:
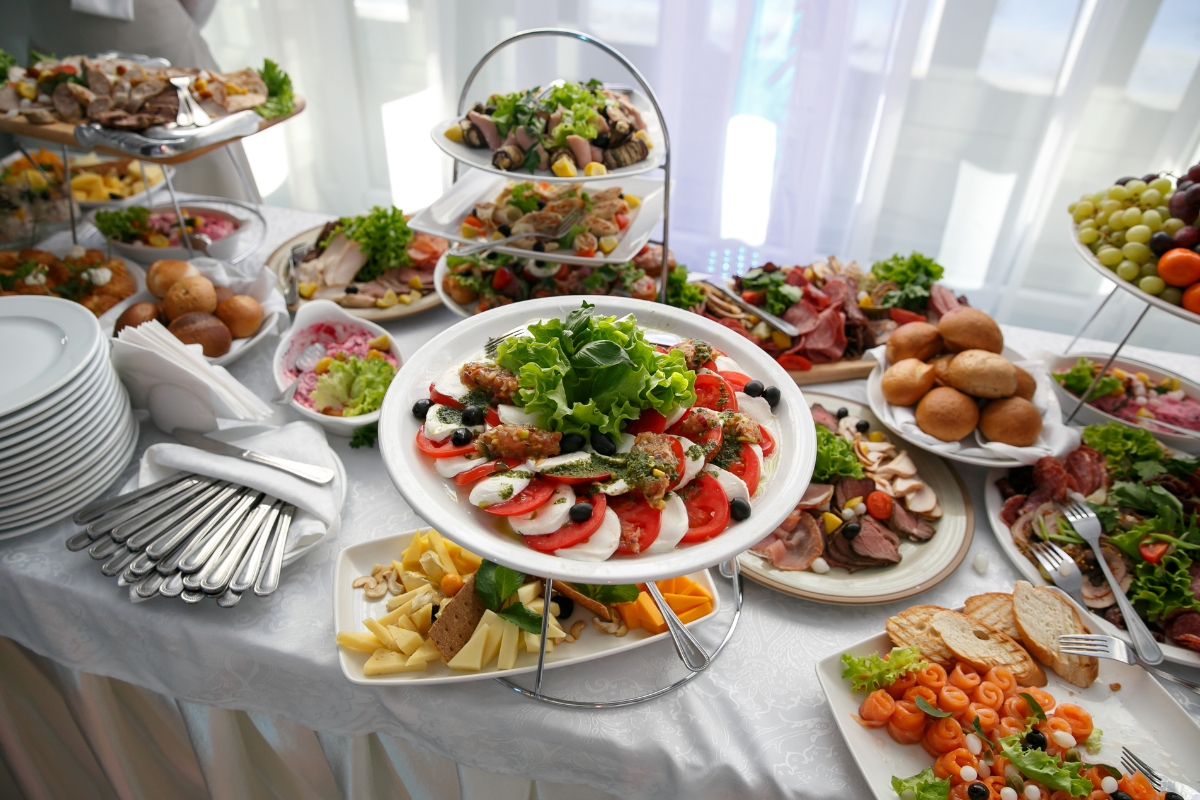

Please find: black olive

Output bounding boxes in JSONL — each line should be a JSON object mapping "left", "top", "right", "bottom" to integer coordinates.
{"left": 855, "top": 419, "right": 870, "bottom": 433}
{"left": 730, "top": 497, "right": 751, "bottom": 521}
{"left": 498, "top": 224, "right": 512, "bottom": 236}
{"left": 554, "top": 596, "right": 575, "bottom": 619}
{"left": 429, "top": 604, "right": 439, "bottom": 623}
{"left": 486, "top": 251, "right": 498, "bottom": 261}
{"left": 484, "top": 105, "right": 496, "bottom": 115}
{"left": 836, "top": 407, "right": 849, "bottom": 419}
{"left": 743, "top": 380, "right": 765, "bottom": 398}
{"left": 569, "top": 502, "right": 593, "bottom": 523}
{"left": 560, "top": 433, "right": 586, "bottom": 453}
{"left": 842, "top": 522, "right": 861, "bottom": 539}
{"left": 967, "top": 783, "right": 989, "bottom": 800}
{"left": 450, "top": 427, "right": 473, "bottom": 446}
{"left": 461, "top": 405, "right": 484, "bottom": 426}
{"left": 618, "top": 193, "right": 624, "bottom": 199}
{"left": 535, "top": 260, "right": 546, "bottom": 267}
{"left": 590, "top": 430, "right": 616, "bottom": 456}
{"left": 762, "top": 386, "right": 781, "bottom": 407}
{"left": 412, "top": 398, "right": 432, "bottom": 419}
{"left": 533, "top": 241, "right": 546, "bottom": 252}
{"left": 536, "top": 199, "right": 546, "bottom": 209}
{"left": 594, "top": 132, "right": 610, "bottom": 148}
{"left": 344, "top": 286, "right": 359, "bottom": 294}
{"left": 1165, "top": 792, "right": 1184, "bottom": 800}
{"left": 1111, "top": 793, "right": 1134, "bottom": 800}
{"left": 1024, "top": 729, "right": 1047, "bottom": 750}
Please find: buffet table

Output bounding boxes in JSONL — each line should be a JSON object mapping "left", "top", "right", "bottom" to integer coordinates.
{"left": 2, "top": 206, "right": 1199, "bottom": 800}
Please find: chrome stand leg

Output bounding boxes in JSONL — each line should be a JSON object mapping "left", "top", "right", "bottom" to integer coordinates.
{"left": 14, "top": 142, "right": 57, "bottom": 245}
{"left": 162, "top": 168, "right": 195, "bottom": 258}
{"left": 1066, "top": 287, "right": 1116, "bottom": 355}
{"left": 226, "top": 145, "right": 261, "bottom": 205}
{"left": 1065, "top": 303, "right": 1150, "bottom": 423}
{"left": 61, "top": 143, "right": 77, "bottom": 244}
{"left": 533, "top": 575, "right": 552, "bottom": 695}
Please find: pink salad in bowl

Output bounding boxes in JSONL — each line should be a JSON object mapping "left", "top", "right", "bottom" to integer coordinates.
{"left": 1053, "top": 356, "right": 1200, "bottom": 434}
{"left": 284, "top": 321, "right": 399, "bottom": 416}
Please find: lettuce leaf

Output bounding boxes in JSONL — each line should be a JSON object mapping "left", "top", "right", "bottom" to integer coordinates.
{"left": 1127, "top": 551, "right": 1200, "bottom": 622}
{"left": 255, "top": 59, "right": 295, "bottom": 119}
{"left": 309, "top": 356, "right": 395, "bottom": 417}
{"left": 890, "top": 768, "right": 949, "bottom": 800}
{"left": 1082, "top": 422, "right": 1166, "bottom": 480}
{"left": 813, "top": 424, "right": 863, "bottom": 482}
{"left": 870, "top": 252, "right": 944, "bottom": 287}
{"left": 999, "top": 734, "right": 1094, "bottom": 796}
{"left": 1053, "top": 357, "right": 1123, "bottom": 401}
{"left": 841, "top": 646, "right": 927, "bottom": 693}
{"left": 666, "top": 264, "right": 704, "bottom": 310}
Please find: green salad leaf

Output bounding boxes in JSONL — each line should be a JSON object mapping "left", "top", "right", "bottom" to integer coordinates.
{"left": 326, "top": 206, "right": 415, "bottom": 282}
{"left": 1082, "top": 422, "right": 1165, "bottom": 480}
{"left": 93, "top": 206, "right": 150, "bottom": 243}
{"left": 0, "top": 49, "right": 15, "bottom": 75}
{"left": 309, "top": 356, "right": 395, "bottom": 417}
{"left": 506, "top": 183, "right": 541, "bottom": 213}
{"left": 495, "top": 302, "right": 695, "bottom": 438}
{"left": 1127, "top": 551, "right": 1200, "bottom": 622}
{"left": 666, "top": 264, "right": 704, "bottom": 310}
{"left": 256, "top": 59, "right": 295, "bottom": 119}
{"left": 890, "top": 768, "right": 950, "bottom": 800}
{"left": 840, "top": 646, "right": 927, "bottom": 693}
{"left": 1053, "top": 357, "right": 1123, "bottom": 401}
{"left": 490, "top": 88, "right": 544, "bottom": 139}
{"left": 739, "top": 267, "right": 803, "bottom": 315}
{"left": 871, "top": 252, "right": 945, "bottom": 286}
{"left": 999, "top": 733, "right": 1094, "bottom": 797}
{"left": 571, "top": 583, "right": 640, "bottom": 605}
{"left": 349, "top": 422, "right": 378, "bottom": 449}
{"left": 1110, "top": 481, "right": 1183, "bottom": 532}
{"left": 813, "top": 424, "right": 863, "bottom": 483}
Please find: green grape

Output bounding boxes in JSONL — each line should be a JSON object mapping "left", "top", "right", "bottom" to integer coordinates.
{"left": 1141, "top": 210, "right": 1162, "bottom": 231}
{"left": 1079, "top": 217, "right": 1096, "bottom": 229}
{"left": 1109, "top": 213, "right": 1128, "bottom": 230}
{"left": 1139, "top": 188, "right": 1162, "bottom": 208}
{"left": 1163, "top": 218, "right": 1186, "bottom": 234}
{"left": 1122, "top": 207, "right": 1143, "bottom": 226}
{"left": 1068, "top": 201, "right": 1077, "bottom": 213}
{"left": 1149, "top": 177, "right": 1172, "bottom": 194}
{"left": 1109, "top": 230, "right": 1127, "bottom": 246}
{"left": 1116, "top": 261, "right": 1141, "bottom": 281}
{"left": 1126, "top": 179, "right": 1147, "bottom": 195}
{"left": 1139, "top": 275, "right": 1165, "bottom": 295}
{"left": 1156, "top": 205, "right": 1171, "bottom": 219}
{"left": 1108, "top": 184, "right": 1130, "bottom": 201}
{"left": 1072, "top": 200, "right": 1095, "bottom": 221}
{"left": 1125, "top": 224, "right": 1152, "bottom": 243}
{"left": 1123, "top": 241, "right": 1151, "bottom": 263}
{"left": 1097, "top": 247, "right": 1124, "bottom": 266}
{"left": 1139, "top": 262, "right": 1159, "bottom": 278}
{"left": 1160, "top": 287, "right": 1183, "bottom": 305}
{"left": 1078, "top": 227, "right": 1099, "bottom": 244}
{"left": 1099, "top": 224, "right": 1112, "bottom": 235}
{"left": 1089, "top": 241, "right": 1102, "bottom": 254}
{"left": 1100, "top": 199, "right": 1123, "bottom": 216}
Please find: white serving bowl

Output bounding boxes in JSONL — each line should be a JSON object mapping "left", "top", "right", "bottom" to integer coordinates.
{"left": 1048, "top": 351, "right": 1200, "bottom": 455}
{"left": 92, "top": 204, "right": 248, "bottom": 264}
{"left": 272, "top": 300, "right": 404, "bottom": 436}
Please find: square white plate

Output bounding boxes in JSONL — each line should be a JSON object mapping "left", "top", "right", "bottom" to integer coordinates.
{"left": 334, "top": 528, "right": 720, "bottom": 686}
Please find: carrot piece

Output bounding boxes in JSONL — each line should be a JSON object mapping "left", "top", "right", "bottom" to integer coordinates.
{"left": 676, "top": 602, "right": 713, "bottom": 624}
{"left": 636, "top": 593, "right": 667, "bottom": 634}
{"left": 616, "top": 601, "right": 642, "bottom": 630}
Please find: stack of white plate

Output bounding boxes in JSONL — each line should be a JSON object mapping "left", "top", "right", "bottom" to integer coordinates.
{"left": 0, "top": 296, "right": 137, "bottom": 539}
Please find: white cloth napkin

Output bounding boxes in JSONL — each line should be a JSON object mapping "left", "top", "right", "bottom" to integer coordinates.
{"left": 866, "top": 345, "right": 1080, "bottom": 464}
{"left": 137, "top": 422, "right": 342, "bottom": 553}
{"left": 189, "top": 257, "right": 288, "bottom": 318}
{"left": 71, "top": 0, "right": 134, "bottom": 21}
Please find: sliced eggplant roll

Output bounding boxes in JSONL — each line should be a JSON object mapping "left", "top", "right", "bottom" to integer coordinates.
{"left": 460, "top": 119, "right": 487, "bottom": 148}
{"left": 492, "top": 144, "right": 526, "bottom": 171}
{"left": 602, "top": 105, "right": 634, "bottom": 147}
{"left": 549, "top": 148, "right": 577, "bottom": 173}
{"left": 602, "top": 137, "right": 648, "bottom": 170}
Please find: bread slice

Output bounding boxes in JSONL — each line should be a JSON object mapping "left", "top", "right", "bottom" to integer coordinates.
{"left": 1012, "top": 581, "right": 1098, "bottom": 689}
{"left": 930, "top": 609, "right": 1047, "bottom": 687}
{"left": 964, "top": 592, "right": 1021, "bottom": 640}
{"left": 886, "top": 605, "right": 956, "bottom": 665}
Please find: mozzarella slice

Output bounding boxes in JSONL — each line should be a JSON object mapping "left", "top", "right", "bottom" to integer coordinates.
{"left": 736, "top": 393, "right": 774, "bottom": 425}
{"left": 533, "top": 451, "right": 592, "bottom": 473}
{"left": 673, "top": 435, "right": 705, "bottom": 490}
{"left": 555, "top": 508, "right": 621, "bottom": 561}
{"left": 705, "top": 466, "right": 749, "bottom": 505}
{"left": 595, "top": 478, "right": 630, "bottom": 496}
{"left": 424, "top": 403, "right": 482, "bottom": 442}
{"left": 434, "top": 365, "right": 470, "bottom": 403}
{"left": 498, "top": 404, "right": 539, "bottom": 426}
{"left": 644, "top": 493, "right": 687, "bottom": 554}
{"left": 749, "top": 443, "right": 763, "bottom": 473}
{"left": 664, "top": 406, "right": 687, "bottom": 429}
{"left": 524, "top": 260, "right": 561, "bottom": 278}
{"left": 617, "top": 433, "right": 636, "bottom": 453}
{"left": 510, "top": 484, "right": 575, "bottom": 535}
{"left": 714, "top": 355, "right": 744, "bottom": 374}
{"left": 434, "top": 454, "right": 487, "bottom": 478}
{"left": 469, "top": 470, "right": 533, "bottom": 508}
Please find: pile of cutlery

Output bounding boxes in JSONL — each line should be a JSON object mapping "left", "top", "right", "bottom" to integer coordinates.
{"left": 66, "top": 474, "right": 295, "bottom": 607}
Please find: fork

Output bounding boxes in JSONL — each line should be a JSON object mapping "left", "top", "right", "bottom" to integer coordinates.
{"left": 1057, "top": 498, "right": 1164, "bottom": 665}
{"left": 1121, "top": 746, "right": 1198, "bottom": 799}
{"left": 453, "top": 207, "right": 584, "bottom": 256}
{"left": 1028, "top": 540, "right": 1086, "bottom": 608}
{"left": 1059, "top": 634, "right": 1200, "bottom": 696}
{"left": 484, "top": 326, "right": 530, "bottom": 359}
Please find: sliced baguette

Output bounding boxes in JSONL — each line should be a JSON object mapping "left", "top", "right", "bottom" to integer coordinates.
{"left": 1012, "top": 581, "right": 1098, "bottom": 689}
{"left": 886, "top": 605, "right": 956, "bottom": 665}
{"left": 930, "top": 609, "right": 1047, "bottom": 687}
{"left": 964, "top": 592, "right": 1021, "bottom": 640}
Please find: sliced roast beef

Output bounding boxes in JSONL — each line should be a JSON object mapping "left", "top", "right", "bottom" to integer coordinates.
{"left": 810, "top": 403, "right": 840, "bottom": 432}
{"left": 851, "top": 517, "right": 902, "bottom": 563}
{"left": 823, "top": 527, "right": 879, "bottom": 572}
{"left": 890, "top": 502, "right": 936, "bottom": 542}
{"left": 1165, "top": 611, "right": 1200, "bottom": 653}
{"left": 999, "top": 493, "right": 1027, "bottom": 527}
{"left": 835, "top": 476, "right": 877, "bottom": 510}
{"left": 929, "top": 284, "right": 961, "bottom": 318}
{"left": 1065, "top": 446, "right": 1108, "bottom": 496}
{"left": 782, "top": 299, "right": 821, "bottom": 335}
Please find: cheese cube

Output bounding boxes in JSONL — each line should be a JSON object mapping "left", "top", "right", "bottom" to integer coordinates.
{"left": 676, "top": 602, "right": 714, "bottom": 624}
{"left": 516, "top": 582, "right": 541, "bottom": 605}
{"left": 335, "top": 632, "right": 381, "bottom": 654}
{"left": 363, "top": 619, "right": 398, "bottom": 650}
{"left": 411, "top": 602, "right": 433, "bottom": 635}
{"left": 662, "top": 593, "right": 708, "bottom": 614}
{"left": 447, "top": 624, "right": 489, "bottom": 671}
{"left": 635, "top": 593, "right": 667, "bottom": 635}
{"left": 406, "top": 638, "right": 442, "bottom": 666}
{"left": 388, "top": 626, "right": 424, "bottom": 656}
{"left": 497, "top": 620, "right": 521, "bottom": 670}
{"left": 364, "top": 648, "right": 427, "bottom": 676}
{"left": 616, "top": 602, "right": 641, "bottom": 630}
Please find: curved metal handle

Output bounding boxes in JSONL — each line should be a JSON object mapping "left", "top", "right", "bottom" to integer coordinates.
{"left": 254, "top": 505, "right": 293, "bottom": 596}
{"left": 242, "top": 450, "right": 335, "bottom": 484}
{"left": 1097, "top": 553, "right": 1164, "bottom": 665}
{"left": 646, "top": 580, "right": 711, "bottom": 672}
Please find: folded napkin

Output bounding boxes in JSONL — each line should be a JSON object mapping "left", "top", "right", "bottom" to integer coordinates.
{"left": 138, "top": 422, "right": 343, "bottom": 554}
{"left": 190, "top": 257, "right": 288, "bottom": 321}
{"left": 71, "top": 0, "right": 134, "bottom": 20}
{"left": 866, "top": 345, "right": 1080, "bottom": 465}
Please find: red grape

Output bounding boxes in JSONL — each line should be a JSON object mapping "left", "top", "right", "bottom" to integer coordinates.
{"left": 1187, "top": 184, "right": 1200, "bottom": 207}
{"left": 1188, "top": 164, "right": 1200, "bottom": 183}
{"left": 1169, "top": 192, "right": 1198, "bottom": 223}
{"left": 1174, "top": 226, "right": 1200, "bottom": 249}
{"left": 1141, "top": 173, "right": 1159, "bottom": 183}
{"left": 1115, "top": 175, "right": 1137, "bottom": 185}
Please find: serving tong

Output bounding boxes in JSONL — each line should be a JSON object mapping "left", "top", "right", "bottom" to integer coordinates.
{"left": 68, "top": 474, "right": 296, "bottom": 607}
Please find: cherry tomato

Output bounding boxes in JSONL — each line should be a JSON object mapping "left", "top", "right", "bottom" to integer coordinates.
{"left": 778, "top": 354, "right": 812, "bottom": 371}
{"left": 575, "top": 245, "right": 596, "bottom": 258}
{"left": 611, "top": 494, "right": 662, "bottom": 555}
{"left": 463, "top": 214, "right": 484, "bottom": 229}
{"left": 554, "top": 264, "right": 570, "bottom": 280}
{"left": 678, "top": 474, "right": 731, "bottom": 543}
{"left": 453, "top": 458, "right": 520, "bottom": 486}
{"left": 492, "top": 266, "right": 515, "bottom": 290}
{"left": 485, "top": 407, "right": 501, "bottom": 426}
{"left": 614, "top": 212, "right": 629, "bottom": 230}
{"left": 865, "top": 491, "right": 893, "bottom": 520}
{"left": 1157, "top": 248, "right": 1200, "bottom": 287}
{"left": 694, "top": 374, "right": 738, "bottom": 412}
{"left": 624, "top": 407, "right": 666, "bottom": 435}
{"left": 1139, "top": 539, "right": 1170, "bottom": 565}
{"left": 889, "top": 308, "right": 927, "bottom": 325}
{"left": 720, "top": 371, "right": 752, "bottom": 392}
{"left": 723, "top": 443, "right": 760, "bottom": 495}
{"left": 523, "top": 494, "right": 608, "bottom": 552}
{"left": 741, "top": 290, "right": 766, "bottom": 306}
{"left": 758, "top": 425, "right": 775, "bottom": 459}
{"left": 428, "top": 382, "right": 463, "bottom": 409}
{"left": 483, "top": 477, "right": 555, "bottom": 516}
{"left": 415, "top": 428, "right": 476, "bottom": 458}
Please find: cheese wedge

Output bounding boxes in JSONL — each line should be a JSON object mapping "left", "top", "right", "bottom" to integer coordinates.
{"left": 482, "top": 621, "right": 504, "bottom": 667}
{"left": 447, "top": 623, "right": 489, "bottom": 671}
{"left": 524, "top": 631, "right": 555, "bottom": 653}
{"left": 363, "top": 619, "right": 397, "bottom": 651}
{"left": 517, "top": 582, "right": 541, "bottom": 605}
{"left": 400, "top": 534, "right": 423, "bottom": 570}
{"left": 411, "top": 602, "right": 433, "bottom": 635}
{"left": 427, "top": 530, "right": 459, "bottom": 578}
{"left": 385, "top": 586, "right": 425, "bottom": 612}
{"left": 498, "top": 620, "right": 521, "bottom": 670}
{"left": 662, "top": 593, "right": 708, "bottom": 613}
{"left": 393, "top": 614, "right": 418, "bottom": 633}
{"left": 364, "top": 648, "right": 427, "bottom": 675}
{"left": 336, "top": 632, "right": 381, "bottom": 653}
{"left": 405, "top": 638, "right": 442, "bottom": 666}
{"left": 388, "top": 626, "right": 424, "bottom": 656}
{"left": 676, "top": 602, "right": 713, "bottom": 624}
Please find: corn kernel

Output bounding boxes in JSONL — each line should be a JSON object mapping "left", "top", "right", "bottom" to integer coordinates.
{"left": 771, "top": 330, "right": 792, "bottom": 349}
{"left": 843, "top": 496, "right": 863, "bottom": 511}
{"left": 368, "top": 334, "right": 389, "bottom": 350}
{"left": 552, "top": 158, "right": 578, "bottom": 178}
{"left": 633, "top": 130, "right": 652, "bottom": 148}
{"left": 583, "top": 162, "right": 608, "bottom": 176}
{"left": 314, "top": 357, "right": 333, "bottom": 374}
{"left": 1111, "top": 368, "right": 1127, "bottom": 379}
{"left": 376, "top": 289, "right": 398, "bottom": 308}
{"left": 746, "top": 314, "right": 760, "bottom": 325}
{"left": 625, "top": 194, "right": 641, "bottom": 209}
{"left": 868, "top": 431, "right": 885, "bottom": 443}
{"left": 1135, "top": 372, "right": 1150, "bottom": 384}
{"left": 599, "top": 235, "right": 618, "bottom": 254}
{"left": 1135, "top": 407, "right": 1153, "bottom": 418}
{"left": 408, "top": 276, "right": 423, "bottom": 290}
{"left": 443, "top": 124, "right": 464, "bottom": 143}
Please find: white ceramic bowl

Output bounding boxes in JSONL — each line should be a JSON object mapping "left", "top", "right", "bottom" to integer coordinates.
{"left": 377, "top": 296, "right": 817, "bottom": 584}
{"left": 1048, "top": 351, "right": 1200, "bottom": 455}
{"left": 92, "top": 205, "right": 248, "bottom": 264}
{"left": 272, "top": 300, "right": 404, "bottom": 436}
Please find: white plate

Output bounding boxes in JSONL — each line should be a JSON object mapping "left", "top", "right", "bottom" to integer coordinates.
{"left": 737, "top": 392, "right": 974, "bottom": 604}
{"left": 0, "top": 340, "right": 108, "bottom": 434}
{"left": 0, "top": 296, "right": 102, "bottom": 417}
{"left": 0, "top": 363, "right": 120, "bottom": 467}
{"left": 408, "top": 174, "right": 665, "bottom": 266}
{"left": 1046, "top": 351, "right": 1200, "bottom": 455}
{"left": 815, "top": 597, "right": 1200, "bottom": 800}
{"left": 334, "top": 528, "right": 720, "bottom": 685}
{"left": 378, "top": 296, "right": 816, "bottom": 584}
{"left": 983, "top": 468, "right": 1200, "bottom": 668}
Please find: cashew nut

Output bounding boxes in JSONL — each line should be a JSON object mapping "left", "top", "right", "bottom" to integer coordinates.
{"left": 591, "top": 616, "right": 622, "bottom": 635}
{"left": 371, "top": 563, "right": 386, "bottom": 577}
{"left": 363, "top": 582, "right": 389, "bottom": 600}
{"left": 570, "top": 620, "right": 585, "bottom": 640}
{"left": 352, "top": 576, "right": 377, "bottom": 590}
{"left": 386, "top": 571, "right": 403, "bottom": 595}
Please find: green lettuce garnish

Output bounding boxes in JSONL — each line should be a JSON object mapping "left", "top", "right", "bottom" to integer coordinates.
{"left": 256, "top": 59, "right": 295, "bottom": 119}
{"left": 324, "top": 206, "right": 415, "bottom": 283}
{"left": 1053, "top": 357, "right": 1123, "bottom": 401}
{"left": 490, "top": 88, "right": 544, "bottom": 139}
{"left": 666, "top": 264, "right": 704, "bottom": 310}
{"left": 94, "top": 206, "right": 150, "bottom": 243}
{"left": 495, "top": 302, "right": 695, "bottom": 438}
{"left": 309, "top": 356, "right": 395, "bottom": 417}
{"left": 999, "top": 733, "right": 1094, "bottom": 797}
{"left": 1082, "top": 422, "right": 1165, "bottom": 480}
{"left": 870, "top": 252, "right": 944, "bottom": 310}
{"left": 739, "top": 267, "right": 803, "bottom": 316}
{"left": 840, "top": 646, "right": 927, "bottom": 693}
{"left": 0, "top": 49, "right": 15, "bottom": 75}
{"left": 890, "top": 768, "right": 949, "bottom": 800}
{"left": 813, "top": 423, "right": 863, "bottom": 483}
{"left": 1127, "top": 551, "right": 1200, "bottom": 622}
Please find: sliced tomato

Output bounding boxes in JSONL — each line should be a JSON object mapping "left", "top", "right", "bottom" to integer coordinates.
{"left": 678, "top": 474, "right": 731, "bottom": 543}
{"left": 611, "top": 494, "right": 661, "bottom": 555}
{"left": 625, "top": 407, "right": 666, "bottom": 435}
{"left": 485, "top": 407, "right": 501, "bottom": 427}
{"left": 575, "top": 245, "right": 596, "bottom": 258}
{"left": 667, "top": 438, "right": 686, "bottom": 490}
{"left": 416, "top": 428, "right": 476, "bottom": 458}
{"left": 429, "top": 383, "right": 463, "bottom": 409}
{"left": 723, "top": 443, "right": 760, "bottom": 495}
{"left": 483, "top": 477, "right": 555, "bottom": 516}
{"left": 758, "top": 425, "right": 775, "bottom": 459}
{"left": 453, "top": 458, "right": 520, "bottom": 486}
{"left": 741, "top": 290, "right": 766, "bottom": 306}
{"left": 720, "top": 371, "right": 752, "bottom": 392}
{"left": 614, "top": 212, "right": 630, "bottom": 230}
{"left": 666, "top": 409, "right": 724, "bottom": 461}
{"left": 889, "top": 308, "right": 927, "bottom": 325}
{"left": 778, "top": 354, "right": 811, "bottom": 371}
{"left": 1139, "top": 539, "right": 1170, "bottom": 565}
{"left": 542, "top": 464, "right": 613, "bottom": 485}
{"left": 694, "top": 373, "right": 738, "bottom": 413}
{"left": 701, "top": 359, "right": 719, "bottom": 372}
{"left": 523, "top": 494, "right": 608, "bottom": 552}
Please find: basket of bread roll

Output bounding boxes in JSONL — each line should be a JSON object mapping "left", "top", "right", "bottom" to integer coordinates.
{"left": 865, "top": 307, "right": 1081, "bottom": 466}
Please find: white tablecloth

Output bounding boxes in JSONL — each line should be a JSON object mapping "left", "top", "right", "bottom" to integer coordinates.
{"left": 3, "top": 205, "right": 1199, "bottom": 800}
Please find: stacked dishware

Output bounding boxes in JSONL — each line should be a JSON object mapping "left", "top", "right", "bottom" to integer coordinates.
{"left": 0, "top": 296, "right": 137, "bottom": 538}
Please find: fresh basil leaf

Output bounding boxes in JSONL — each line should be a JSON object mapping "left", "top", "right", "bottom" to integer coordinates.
{"left": 573, "top": 340, "right": 634, "bottom": 368}
{"left": 565, "top": 302, "right": 595, "bottom": 339}
{"left": 1092, "top": 763, "right": 1120, "bottom": 779}
{"left": 474, "top": 561, "right": 526, "bottom": 611}
{"left": 972, "top": 716, "right": 992, "bottom": 751}
{"left": 1019, "top": 692, "right": 1047, "bottom": 721}
{"left": 592, "top": 584, "right": 639, "bottom": 604}
{"left": 915, "top": 697, "right": 953, "bottom": 718}
{"left": 497, "top": 602, "right": 545, "bottom": 635}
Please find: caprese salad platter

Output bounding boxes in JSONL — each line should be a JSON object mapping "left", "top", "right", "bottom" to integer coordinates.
{"left": 378, "top": 297, "right": 815, "bottom": 584}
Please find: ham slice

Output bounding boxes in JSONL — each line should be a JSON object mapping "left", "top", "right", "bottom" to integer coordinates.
{"left": 467, "top": 111, "right": 501, "bottom": 150}
{"left": 566, "top": 134, "right": 593, "bottom": 167}
{"left": 783, "top": 300, "right": 821, "bottom": 335}
{"left": 824, "top": 275, "right": 867, "bottom": 324}
{"left": 929, "top": 284, "right": 961, "bottom": 318}
{"left": 796, "top": 308, "right": 846, "bottom": 363}
{"left": 797, "top": 483, "right": 835, "bottom": 510}
{"left": 320, "top": 236, "right": 369, "bottom": 286}
{"left": 751, "top": 511, "right": 825, "bottom": 571}
{"left": 514, "top": 126, "right": 538, "bottom": 151}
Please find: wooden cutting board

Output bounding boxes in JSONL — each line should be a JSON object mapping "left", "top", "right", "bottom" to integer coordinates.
{"left": 787, "top": 358, "right": 876, "bottom": 386}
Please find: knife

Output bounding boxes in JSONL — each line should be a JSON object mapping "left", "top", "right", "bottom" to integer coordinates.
{"left": 172, "top": 429, "right": 335, "bottom": 485}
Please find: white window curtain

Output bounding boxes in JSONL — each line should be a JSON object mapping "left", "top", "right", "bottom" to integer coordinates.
{"left": 203, "top": 0, "right": 1200, "bottom": 351}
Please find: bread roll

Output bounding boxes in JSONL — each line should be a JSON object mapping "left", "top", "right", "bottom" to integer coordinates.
{"left": 146, "top": 259, "right": 199, "bottom": 298}
{"left": 168, "top": 312, "right": 231, "bottom": 357}
{"left": 885, "top": 322, "right": 943, "bottom": 364}
{"left": 881, "top": 359, "right": 936, "bottom": 406}
{"left": 113, "top": 302, "right": 161, "bottom": 334}
{"left": 979, "top": 397, "right": 1042, "bottom": 447}
{"left": 915, "top": 387, "right": 979, "bottom": 442}
{"left": 948, "top": 350, "right": 1017, "bottom": 399}
{"left": 215, "top": 295, "right": 263, "bottom": 338}
{"left": 939, "top": 307, "right": 1003, "bottom": 353}
{"left": 930, "top": 354, "right": 954, "bottom": 387}
{"left": 162, "top": 276, "right": 217, "bottom": 321}
{"left": 214, "top": 285, "right": 235, "bottom": 304}
{"left": 1013, "top": 365, "right": 1037, "bottom": 401}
